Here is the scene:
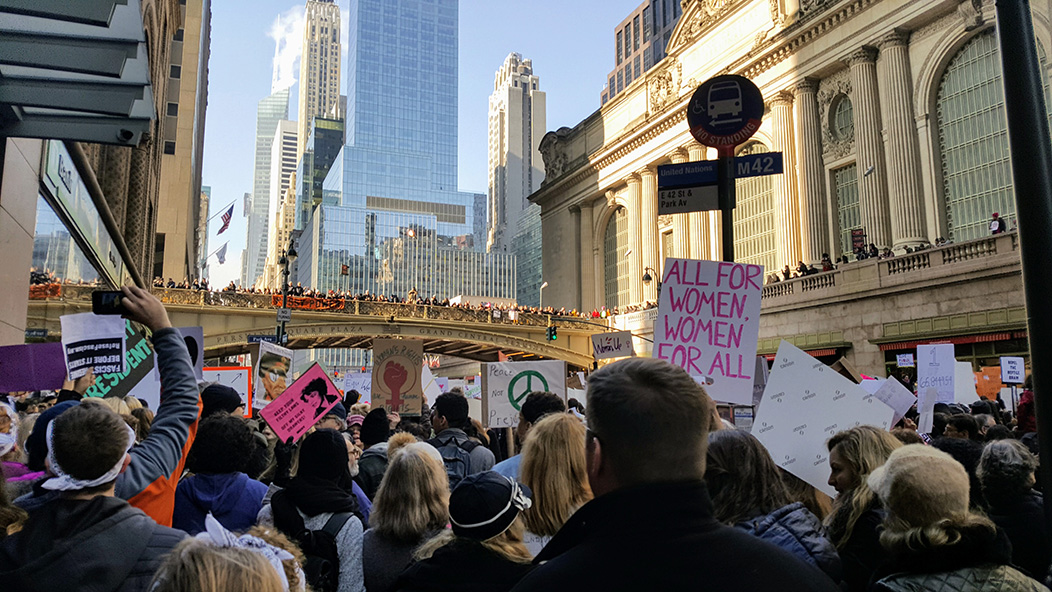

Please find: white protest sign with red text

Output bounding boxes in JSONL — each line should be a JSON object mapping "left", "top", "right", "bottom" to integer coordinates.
{"left": 654, "top": 258, "right": 763, "bottom": 405}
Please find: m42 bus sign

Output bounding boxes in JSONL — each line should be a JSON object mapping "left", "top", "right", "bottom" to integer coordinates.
{"left": 656, "top": 152, "right": 783, "bottom": 215}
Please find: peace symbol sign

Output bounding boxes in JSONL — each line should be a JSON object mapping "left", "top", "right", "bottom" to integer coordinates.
{"left": 507, "top": 370, "right": 549, "bottom": 411}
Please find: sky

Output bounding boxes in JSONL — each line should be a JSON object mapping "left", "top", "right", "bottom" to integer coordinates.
{"left": 201, "top": 0, "right": 638, "bottom": 286}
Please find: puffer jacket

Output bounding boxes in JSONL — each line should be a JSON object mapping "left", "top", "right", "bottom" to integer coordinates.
{"left": 737, "top": 502, "right": 843, "bottom": 583}
{"left": 873, "top": 564, "right": 1047, "bottom": 592}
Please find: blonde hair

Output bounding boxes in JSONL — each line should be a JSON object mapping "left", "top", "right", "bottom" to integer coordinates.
{"left": 520, "top": 414, "right": 593, "bottom": 536}
{"left": 414, "top": 517, "right": 532, "bottom": 564}
{"left": 123, "top": 396, "right": 142, "bottom": 411}
{"left": 371, "top": 443, "right": 450, "bottom": 544}
{"left": 825, "top": 426, "right": 902, "bottom": 548}
{"left": 245, "top": 525, "right": 308, "bottom": 592}
{"left": 349, "top": 403, "right": 370, "bottom": 417}
{"left": 82, "top": 396, "right": 130, "bottom": 416}
{"left": 386, "top": 431, "right": 419, "bottom": 457}
{"left": 149, "top": 538, "right": 285, "bottom": 592}
{"left": 880, "top": 513, "right": 997, "bottom": 554}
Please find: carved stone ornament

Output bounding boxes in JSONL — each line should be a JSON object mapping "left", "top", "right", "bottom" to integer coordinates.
{"left": 799, "top": 0, "right": 835, "bottom": 14}
{"left": 674, "top": 0, "right": 738, "bottom": 51}
{"left": 539, "top": 127, "right": 573, "bottom": 185}
{"left": 658, "top": 214, "right": 673, "bottom": 227}
{"left": 817, "top": 70, "right": 853, "bottom": 160}
{"left": 648, "top": 59, "right": 683, "bottom": 114}
{"left": 959, "top": 0, "right": 985, "bottom": 31}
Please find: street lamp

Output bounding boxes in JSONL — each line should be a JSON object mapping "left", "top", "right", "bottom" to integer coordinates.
{"left": 642, "top": 266, "right": 661, "bottom": 295}
{"left": 275, "top": 240, "right": 298, "bottom": 344}
{"left": 539, "top": 281, "right": 549, "bottom": 311}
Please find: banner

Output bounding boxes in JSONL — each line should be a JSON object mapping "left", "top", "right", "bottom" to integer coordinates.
{"left": 372, "top": 339, "right": 424, "bottom": 415}
{"left": 482, "top": 360, "right": 566, "bottom": 428}
{"left": 253, "top": 341, "right": 294, "bottom": 410}
{"left": 591, "top": 331, "right": 635, "bottom": 360}
{"left": 342, "top": 372, "right": 372, "bottom": 405}
{"left": 653, "top": 259, "right": 763, "bottom": 405}
{"left": 202, "top": 366, "right": 253, "bottom": 418}
{"left": 753, "top": 341, "right": 894, "bottom": 498}
{"left": 0, "top": 343, "right": 68, "bottom": 392}
{"left": 916, "top": 344, "right": 955, "bottom": 404}
{"left": 260, "top": 362, "right": 341, "bottom": 443}
{"left": 60, "top": 312, "right": 126, "bottom": 379}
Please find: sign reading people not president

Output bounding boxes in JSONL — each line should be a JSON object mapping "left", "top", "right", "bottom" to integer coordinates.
{"left": 753, "top": 341, "right": 895, "bottom": 498}
{"left": 653, "top": 259, "right": 763, "bottom": 405}
{"left": 482, "top": 360, "right": 566, "bottom": 428}
{"left": 260, "top": 362, "right": 341, "bottom": 443}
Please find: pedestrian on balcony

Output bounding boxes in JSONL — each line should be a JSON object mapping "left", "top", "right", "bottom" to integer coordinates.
{"left": 782, "top": 265, "right": 792, "bottom": 281}
{"left": 868, "top": 244, "right": 879, "bottom": 258}
{"left": 796, "top": 261, "right": 809, "bottom": 276}
{"left": 821, "top": 254, "right": 834, "bottom": 271}
{"left": 991, "top": 212, "right": 1007, "bottom": 234}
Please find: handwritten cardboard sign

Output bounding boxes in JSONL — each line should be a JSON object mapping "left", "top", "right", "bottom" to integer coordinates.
{"left": 342, "top": 372, "right": 372, "bottom": 405}
{"left": 1001, "top": 357, "right": 1025, "bottom": 384}
{"left": 591, "top": 331, "right": 635, "bottom": 360}
{"left": 202, "top": 366, "right": 253, "bottom": 418}
{"left": 653, "top": 258, "right": 763, "bottom": 405}
{"left": 422, "top": 365, "right": 442, "bottom": 405}
{"left": 482, "top": 360, "right": 566, "bottom": 428}
{"left": 954, "top": 361, "right": 978, "bottom": 404}
{"left": 372, "top": 339, "right": 424, "bottom": 415}
{"left": 60, "top": 312, "right": 127, "bottom": 379}
{"left": 896, "top": 353, "right": 915, "bottom": 368}
{"left": 753, "top": 341, "right": 894, "bottom": 498}
{"left": 259, "top": 362, "right": 341, "bottom": 443}
{"left": 917, "top": 344, "right": 955, "bottom": 404}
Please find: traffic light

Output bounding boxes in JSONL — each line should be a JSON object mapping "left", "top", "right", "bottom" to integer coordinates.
{"left": 546, "top": 326, "right": 558, "bottom": 341}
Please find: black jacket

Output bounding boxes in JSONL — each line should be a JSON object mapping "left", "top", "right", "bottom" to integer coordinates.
{"left": 987, "top": 490, "right": 1052, "bottom": 580}
{"left": 394, "top": 538, "right": 534, "bottom": 592}
{"left": 0, "top": 496, "right": 186, "bottom": 592}
{"left": 510, "top": 480, "right": 840, "bottom": 592}
{"left": 829, "top": 503, "right": 889, "bottom": 592}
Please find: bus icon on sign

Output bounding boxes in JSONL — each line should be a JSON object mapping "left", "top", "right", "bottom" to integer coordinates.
{"left": 707, "top": 81, "right": 742, "bottom": 124}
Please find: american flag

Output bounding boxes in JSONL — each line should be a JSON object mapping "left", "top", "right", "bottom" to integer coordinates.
{"left": 218, "top": 204, "right": 234, "bottom": 234}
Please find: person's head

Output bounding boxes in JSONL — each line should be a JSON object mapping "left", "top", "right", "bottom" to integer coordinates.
{"left": 340, "top": 432, "right": 361, "bottom": 477}
{"left": 943, "top": 414, "right": 980, "bottom": 441}
{"left": 431, "top": 391, "right": 469, "bottom": 432}
{"left": 977, "top": 439, "right": 1038, "bottom": 503}
{"left": 585, "top": 357, "right": 714, "bottom": 497}
{"left": 130, "top": 407, "right": 154, "bottom": 442}
{"left": 973, "top": 413, "right": 995, "bottom": 435}
{"left": 824, "top": 426, "right": 902, "bottom": 549}
{"left": 316, "top": 401, "right": 347, "bottom": 431}
{"left": 371, "top": 442, "right": 449, "bottom": 543}
{"left": 86, "top": 396, "right": 130, "bottom": 416}
{"left": 705, "top": 429, "right": 793, "bottom": 525}
{"left": 867, "top": 444, "right": 993, "bottom": 554}
{"left": 24, "top": 400, "right": 77, "bottom": 472}
{"left": 123, "top": 396, "right": 142, "bottom": 412}
{"left": 187, "top": 415, "right": 256, "bottom": 475}
{"left": 149, "top": 538, "right": 285, "bottom": 592}
{"left": 931, "top": 412, "right": 949, "bottom": 437}
{"left": 201, "top": 384, "right": 245, "bottom": 419}
{"left": 930, "top": 436, "right": 985, "bottom": 508}
{"left": 890, "top": 428, "right": 924, "bottom": 445}
{"left": 566, "top": 397, "right": 585, "bottom": 415}
{"left": 992, "top": 212, "right": 999, "bottom": 219}
{"left": 297, "top": 429, "right": 351, "bottom": 484}
{"left": 517, "top": 391, "right": 566, "bottom": 444}
{"left": 46, "top": 403, "right": 135, "bottom": 497}
{"left": 520, "top": 413, "right": 592, "bottom": 536}
{"left": 360, "top": 408, "right": 391, "bottom": 448}
{"left": 985, "top": 425, "right": 1014, "bottom": 441}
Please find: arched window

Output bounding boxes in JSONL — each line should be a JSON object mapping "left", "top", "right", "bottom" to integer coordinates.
{"left": 603, "top": 206, "right": 630, "bottom": 308}
{"left": 733, "top": 142, "right": 777, "bottom": 272}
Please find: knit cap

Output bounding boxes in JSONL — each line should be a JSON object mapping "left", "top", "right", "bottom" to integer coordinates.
{"left": 449, "top": 471, "right": 532, "bottom": 541}
{"left": 867, "top": 444, "right": 970, "bottom": 526}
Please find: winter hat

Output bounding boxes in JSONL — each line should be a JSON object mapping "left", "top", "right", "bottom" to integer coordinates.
{"left": 26, "top": 400, "right": 78, "bottom": 471}
{"left": 347, "top": 414, "right": 365, "bottom": 427}
{"left": 449, "top": 471, "right": 532, "bottom": 541}
{"left": 360, "top": 408, "right": 390, "bottom": 448}
{"left": 325, "top": 401, "right": 347, "bottom": 422}
{"left": 201, "top": 384, "right": 243, "bottom": 418}
{"left": 867, "top": 444, "right": 970, "bottom": 527}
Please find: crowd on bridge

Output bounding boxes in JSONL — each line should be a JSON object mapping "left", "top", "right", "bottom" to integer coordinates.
{"left": 2, "top": 286, "right": 1050, "bottom": 592}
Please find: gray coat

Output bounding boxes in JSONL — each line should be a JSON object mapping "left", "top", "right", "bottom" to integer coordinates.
{"left": 259, "top": 502, "right": 365, "bottom": 592}
{"left": 431, "top": 428, "right": 494, "bottom": 474}
{"left": 873, "top": 565, "right": 1049, "bottom": 592}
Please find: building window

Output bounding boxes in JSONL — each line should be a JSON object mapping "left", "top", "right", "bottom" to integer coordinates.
{"left": 169, "top": 65, "right": 181, "bottom": 79}
{"left": 633, "top": 15, "right": 640, "bottom": 50}
{"left": 164, "top": 141, "right": 176, "bottom": 154}
{"left": 624, "top": 25, "right": 632, "bottom": 55}
{"left": 604, "top": 206, "right": 630, "bottom": 309}
{"left": 609, "top": 76, "right": 616, "bottom": 93}
{"left": 617, "top": 31, "right": 623, "bottom": 65}
{"left": 617, "top": 70, "right": 623, "bottom": 93}
{"left": 634, "top": 56, "right": 641, "bottom": 79}
{"left": 662, "top": 230, "right": 674, "bottom": 263}
{"left": 831, "top": 95, "right": 853, "bottom": 141}
{"left": 733, "top": 142, "right": 778, "bottom": 272}
{"left": 834, "top": 163, "right": 861, "bottom": 256}
{"left": 174, "top": 28, "right": 184, "bottom": 42}
{"left": 166, "top": 102, "right": 179, "bottom": 116}
{"left": 643, "top": 7, "right": 652, "bottom": 41}
{"left": 664, "top": 0, "right": 671, "bottom": 26}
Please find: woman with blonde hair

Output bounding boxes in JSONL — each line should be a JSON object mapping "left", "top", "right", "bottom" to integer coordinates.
{"left": 824, "top": 425, "right": 902, "bottom": 592}
{"left": 148, "top": 537, "right": 286, "bottom": 592}
{"left": 519, "top": 413, "right": 592, "bottom": 555}
{"left": 363, "top": 442, "right": 449, "bottom": 592}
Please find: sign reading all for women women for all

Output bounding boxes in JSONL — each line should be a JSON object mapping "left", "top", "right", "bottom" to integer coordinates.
{"left": 917, "top": 344, "right": 956, "bottom": 404}
{"left": 482, "top": 360, "right": 566, "bottom": 428}
{"left": 653, "top": 259, "right": 763, "bottom": 405}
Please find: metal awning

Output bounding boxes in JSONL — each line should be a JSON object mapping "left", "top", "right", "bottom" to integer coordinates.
{"left": 0, "top": 0, "right": 155, "bottom": 145}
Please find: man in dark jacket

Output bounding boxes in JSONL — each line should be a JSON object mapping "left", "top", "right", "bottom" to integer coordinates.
{"left": 510, "top": 358, "right": 840, "bottom": 592}
{"left": 355, "top": 408, "right": 391, "bottom": 499}
{"left": 0, "top": 404, "right": 186, "bottom": 592}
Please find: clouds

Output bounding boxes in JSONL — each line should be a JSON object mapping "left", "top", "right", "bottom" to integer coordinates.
{"left": 268, "top": 5, "right": 304, "bottom": 92}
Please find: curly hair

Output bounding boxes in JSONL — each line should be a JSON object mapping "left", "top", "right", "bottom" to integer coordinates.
{"left": 880, "top": 513, "right": 997, "bottom": 555}
{"left": 977, "top": 439, "right": 1038, "bottom": 502}
{"left": 187, "top": 415, "right": 257, "bottom": 475}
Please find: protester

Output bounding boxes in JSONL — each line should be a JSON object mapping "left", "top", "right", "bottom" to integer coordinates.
{"left": 890, "top": 427, "right": 924, "bottom": 445}
{"left": 428, "top": 392, "right": 495, "bottom": 485}
{"left": 944, "top": 414, "right": 983, "bottom": 441}
{"left": 705, "top": 429, "right": 842, "bottom": 582}
{"left": 357, "top": 408, "right": 392, "bottom": 500}
{"left": 977, "top": 440, "right": 1051, "bottom": 579}
{"left": 518, "top": 413, "right": 591, "bottom": 556}
{"left": 246, "top": 524, "right": 311, "bottom": 592}
{"left": 493, "top": 392, "right": 566, "bottom": 480}
{"left": 394, "top": 471, "right": 533, "bottom": 592}
{"left": 868, "top": 445, "right": 1046, "bottom": 591}
{"left": 130, "top": 407, "right": 154, "bottom": 443}
{"left": 259, "top": 429, "right": 365, "bottom": 592}
{"left": 317, "top": 401, "right": 348, "bottom": 431}
{"left": 782, "top": 470, "right": 833, "bottom": 522}
{"left": 174, "top": 415, "right": 268, "bottom": 535}
{"left": 0, "top": 471, "right": 26, "bottom": 536}
{"left": 825, "top": 425, "right": 902, "bottom": 592}
{"left": 148, "top": 537, "right": 285, "bottom": 592}
{"left": 0, "top": 404, "right": 187, "bottom": 591}
{"left": 363, "top": 442, "right": 449, "bottom": 592}
{"left": 1, "top": 403, "right": 42, "bottom": 499}
{"left": 200, "top": 383, "right": 246, "bottom": 419}
{"left": 340, "top": 432, "right": 373, "bottom": 524}
{"left": 932, "top": 436, "right": 986, "bottom": 509}
{"left": 511, "top": 358, "right": 840, "bottom": 592}
{"left": 1018, "top": 374, "right": 1037, "bottom": 434}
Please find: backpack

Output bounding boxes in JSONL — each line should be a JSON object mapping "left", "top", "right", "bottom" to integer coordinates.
{"left": 271, "top": 492, "right": 353, "bottom": 592}
{"left": 428, "top": 435, "right": 480, "bottom": 489}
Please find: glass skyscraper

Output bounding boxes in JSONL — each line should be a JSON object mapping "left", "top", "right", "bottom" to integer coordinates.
{"left": 242, "top": 87, "right": 290, "bottom": 287}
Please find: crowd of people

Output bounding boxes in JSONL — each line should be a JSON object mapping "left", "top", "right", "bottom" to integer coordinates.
{"left": 1, "top": 288, "right": 1050, "bottom": 591}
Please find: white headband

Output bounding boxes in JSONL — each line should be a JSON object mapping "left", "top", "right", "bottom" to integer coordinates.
{"left": 41, "top": 419, "right": 135, "bottom": 492}
{"left": 195, "top": 513, "right": 305, "bottom": 592}
{"left": 0, "top": 403, "right": 17, "bottom": 457}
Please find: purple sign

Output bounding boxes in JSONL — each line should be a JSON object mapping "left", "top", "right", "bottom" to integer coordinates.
{"left": 0, "top": 342, "right": 68, "bottom": 392}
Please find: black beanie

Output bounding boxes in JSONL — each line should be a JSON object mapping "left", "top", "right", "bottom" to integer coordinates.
{"left": 201, "top": 384, "right": 243, "bottom": 418}
{"left": 26, "top": 400, "right": 78, "bottom": 471}
{"left": 450, "top": 471, "right": 533, "bottom": 541}
{"left": 360, "top": 408, "right": 390, "bottom": 448}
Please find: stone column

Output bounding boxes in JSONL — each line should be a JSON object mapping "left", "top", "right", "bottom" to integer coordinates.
{"left": 848, "top": 47, "right": 893, "bottom": 248}
{"left": 569, "top": 204, "right": 583, "bottom": 310}
{"left": 770, "top": 90, "right": 803, "bottom": 266}
{"left": 625, "top": 174, "right": 643, "bottom": 305}
{"left": 579, "top": 200, "right": 596, "bottom": 312}
{"left": 686, "top": 144, "right": 709, "bottom": 260}
{"left": 667, "top": 148, "right": 690, "bottom": 259}
{"left": 125, "top": 132, "right": 153, "bottom": 274}
{"left": 639, "top": 166, "right": 659, "bottom": 304}
{"left": 877, "top": 30, "right": 928, "bottom": 247}
{"left": 793, "top": 78, "right": 830, "bottom": 263}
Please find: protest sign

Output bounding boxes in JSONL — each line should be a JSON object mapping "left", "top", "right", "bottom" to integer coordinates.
{"left": 84, "top": 321, "right": 156, "bottom": 402}
{"left": 871, "top": 377, "right": 917, "bottom": 426}
{"left": 180, "top": 327, "right": 205, "bottom": 381}
{"left": 918, "top": 387, "right": 937, "bottom": 434}
{"left": 482, "top": 360, "right": 566, "bottom": 428}
{"left": 259, "top": 362, "right": 341, "bottom": 443}
{"left": 465, "top": 378, "right": 482, "bottom": 399}
{"left": 60, "top": 312, "right": 126, "bottom": 379}
{"left": 1001, "top": 357, "right": 1025, "bottom": 384}
{"left": 917, "top": 344, "right": 955, "bottom": 404}
{"left": 751, "top": 356, "right": 769, "bottom": 408}
{"left": 653, "top": 258, "right": 763, "bottom": 405}
{"left": 435, "top": 377, "right": 450, "bottom": 392}
{"left": 591, "top": 331, "right": 635, "bottom": 360}
{"left": 342, "top": 372, "right": 372, "bottom": 405}
{"left": 0, "top": 343, "right": 68, "bottom": 392}
{"left": 252, "top": 341, "right": 294, "bottom": 410}
{"left": 954, "top": 362, "right": 978, "bottom": 404}
{"left": 372, "top": 339, "right": 424, "bottom": 415}
{"left": 859, "top": 378, "right": 884, "bottom": 395}
{"left": 753, "top": 341, "right": 894, "bottom": 498}
{"left": 733, "top": 406, "right": 754, "bottom": 431}
{"left": 896, "top": 353, "right": 915, "bottom": 368}
{"left": 422, "top": 365, "right": 442, "bottom": 405}
{"left": 977, "top": 367, "right": 1005, "bottom": 400}
{"left": 202, "top": 366, "right": 253, "bottom": 418}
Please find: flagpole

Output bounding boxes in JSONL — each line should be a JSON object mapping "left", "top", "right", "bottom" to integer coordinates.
{"left": 207, "top": 242, "right": 229, "bottom": 259}
{"left": 206, "top": 200, "right": 237, "bottom": 223}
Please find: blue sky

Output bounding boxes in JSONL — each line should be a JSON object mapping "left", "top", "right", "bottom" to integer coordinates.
{"left": 202, "top": 0, "right": 637, "bottom": 286}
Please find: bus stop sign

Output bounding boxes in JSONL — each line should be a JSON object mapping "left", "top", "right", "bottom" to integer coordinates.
{"left": 687, "top": 75, "right": 764, "bottom": 150}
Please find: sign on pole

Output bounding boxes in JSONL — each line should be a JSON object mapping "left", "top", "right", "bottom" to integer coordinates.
{"left": 917, "top": 344, "right": 956, "bottom": 404}
{"left": 276, "top": 308, "right": 292, "bottom": 323}
{"left": 482, "top": 360, "right": 566, "bottom": 428}
{"left": 687, "top": 75, "right": 765, "bottom": 150}
{"left": 653, "top": 258, "right": 763, "bottom": 405}
{"left": 591, "top": 330, "right": 635, "bottom": 360}
{"left": 1001, "top": 356, "right": 1025, "bottom": 384}
{"left": 372, "top": 339, "right": 424, "bottom": 415}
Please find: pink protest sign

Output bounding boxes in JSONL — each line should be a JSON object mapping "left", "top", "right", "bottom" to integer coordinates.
{"left": 653, "top": 258, "right": 763, "bottom": 405}
{"left": 259, "top": 362, "right": 341, "bottom": 443}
